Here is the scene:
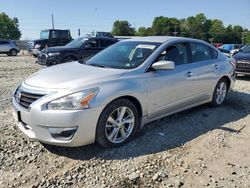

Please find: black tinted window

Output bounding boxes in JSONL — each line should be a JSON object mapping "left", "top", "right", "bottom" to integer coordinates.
{"left": 0, "top": 41, "right": 9, "bottom": 45}
{"left": 100, "top": 39, "right": 115, "bottom": 48}
{"left": 60, "top": 31, "right": 70, "bottom": 39}
{"left": 190, "top": 43, "right": 212, "bottom": 62}
{"left": 210, "top": 48, "right": 218, "bottom": 59}
{"left": 157, "top": 43, "right": 189, "bottom": 66}
{"left": 50, "top": 31, "right": 60, "bottom": 39}
{"left": 85, "top": 39, "right": 99, "bottom": 48}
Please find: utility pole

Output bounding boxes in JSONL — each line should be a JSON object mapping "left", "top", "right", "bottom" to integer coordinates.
{"left": 52, "top": 14, "right": 55, "bottom": 29}
{"left": 173, "top": 25, "right": 178, "bottom": 36}
{"left": 241, "top": 31, "right": 247, "bottom": 44}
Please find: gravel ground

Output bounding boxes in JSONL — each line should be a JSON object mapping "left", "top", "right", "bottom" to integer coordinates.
{"left": 0, "top": 54, "right": 250, "bottom": 188}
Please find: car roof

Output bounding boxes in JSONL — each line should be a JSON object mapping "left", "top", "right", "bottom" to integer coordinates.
{"left": 124, "top": 36, "right": 200, "bottom": 43}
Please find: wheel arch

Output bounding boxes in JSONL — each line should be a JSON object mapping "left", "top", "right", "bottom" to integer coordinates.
{"left": 219, "top": 75, "right": 231, "bottom": 89}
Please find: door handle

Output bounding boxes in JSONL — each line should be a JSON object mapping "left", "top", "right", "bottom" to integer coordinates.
{"left": 185, "top": 71, "right": 193, "bottom": 77}
{"left": 213, "top": 64, "right": 219, "bottom": 69}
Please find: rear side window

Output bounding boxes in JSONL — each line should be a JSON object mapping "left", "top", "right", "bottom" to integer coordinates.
{"left": 60, "top": 31, "right": 70, "bottom": 39}
{"left": 0, "top": 41, "right": 9, "bottom": 45}
{"left": 50, "top": 31, "right": 60, "bottom": 39}
{"left": 190, "top": 43, "right": 212, "bottom": 62}
{"left": 210, "top": 48, "right": 218, "bottom": 59}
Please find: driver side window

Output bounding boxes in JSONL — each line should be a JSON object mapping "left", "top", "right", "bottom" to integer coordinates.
{"left": 157, "top": 43, "right": 189, "bottom": 66}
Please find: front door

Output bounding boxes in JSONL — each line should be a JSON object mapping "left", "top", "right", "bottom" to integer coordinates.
{"left": 146, "top": 42, "right": 207, "bottom": 119}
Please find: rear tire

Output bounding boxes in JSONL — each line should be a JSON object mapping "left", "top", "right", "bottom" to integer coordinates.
{"left": 9, "top": 49, "right": 18, "bottom": 56}
{"left": 211, "top": 78, "right": 228, "bottom": 107}
{"left": 96, "top": 99, "right": 139, "bottom": 148}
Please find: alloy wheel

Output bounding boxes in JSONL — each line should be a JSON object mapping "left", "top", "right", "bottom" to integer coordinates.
{"left": 105, "top": 106, "right": 135, "bottom": 144}
{"left": 215, "top": 82, "right": 227, "bottom": 104}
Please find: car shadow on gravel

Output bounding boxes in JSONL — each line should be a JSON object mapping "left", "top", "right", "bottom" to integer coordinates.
{"left": 44, "top": 90, "right": 250, "bottom": 161}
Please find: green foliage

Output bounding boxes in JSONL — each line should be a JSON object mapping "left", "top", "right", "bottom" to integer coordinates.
{"left": 245, "top": 32, "right": 250, "bottom": 44}
{"left": 111, "top": 20, "right": 135, "bottom": 36}
{"left": 137, "top": 27, "right": 152, "bottom": 36}
{"left": 0, "top": 12, "right": 21, "bottom": 40}
{"left": 151, "top": 16, "right": 180, "bottom": 36}
{"left": 113, "top": 13, "right": 249, "bottom": 44}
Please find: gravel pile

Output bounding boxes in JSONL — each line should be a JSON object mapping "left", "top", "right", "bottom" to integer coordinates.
{"left": 0, "top": 55, "right": 249, "bottom": 188}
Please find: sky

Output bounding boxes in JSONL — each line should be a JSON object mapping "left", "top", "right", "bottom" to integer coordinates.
{"left": 1, "top": 0, "right": 250, "bottom": 40}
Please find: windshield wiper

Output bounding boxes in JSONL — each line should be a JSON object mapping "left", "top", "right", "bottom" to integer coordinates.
{"left": 89, "top": 63, "right": 109, "bottom": 68}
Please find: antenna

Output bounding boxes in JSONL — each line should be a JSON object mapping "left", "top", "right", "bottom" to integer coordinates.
{"left": 52, "top": 14, "right": 55, "bottom": 29}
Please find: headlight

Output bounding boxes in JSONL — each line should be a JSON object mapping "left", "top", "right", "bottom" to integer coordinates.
{"left": 48, "top": 52, "right": 60, "bottom": 56}
{"left": 34, "top": 44, "right": 41, "bottom": 49}
{"left": 47, "top": 88, "right": 99, "bottom": 110}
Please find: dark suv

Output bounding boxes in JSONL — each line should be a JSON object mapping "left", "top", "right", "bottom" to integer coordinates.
{"left": 233, "top": 45, "right": 250, "bottom": 76}
{"left": 37, "top": 37, "right": 118, "bottom": 66}
{"left": 28, "top": 29, "right": 72, "bottom": 57}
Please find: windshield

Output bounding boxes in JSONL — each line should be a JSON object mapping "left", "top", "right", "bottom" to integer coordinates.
{"left": 242, "top": 45, "right": 250, "bottom": 53}
{"left": 40, "top": 31, "right": 49, "bottom": 39}
{"left": 86, "top": 41, "right": 161, "bottom": 69}
{"left": 66, "top": 37, "right": 88, "bottom": 48}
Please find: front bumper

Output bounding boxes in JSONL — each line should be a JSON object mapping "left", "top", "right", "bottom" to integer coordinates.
{"left": 12, "top": 95, "right": 103, "bottom": 147}
{"left": 37, "top": 53, "right": 57, "bottom": 66}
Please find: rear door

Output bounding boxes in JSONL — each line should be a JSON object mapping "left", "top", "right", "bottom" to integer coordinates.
{"left": 187, "top": 42, "right": 218, "bottom": 97}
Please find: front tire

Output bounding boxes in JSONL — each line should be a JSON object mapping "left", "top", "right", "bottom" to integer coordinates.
{"left": 211, "top": 78, "right": 228, "bottom": 107}
{"left": 96, "top": 99, "right": 139, "bottom": 148}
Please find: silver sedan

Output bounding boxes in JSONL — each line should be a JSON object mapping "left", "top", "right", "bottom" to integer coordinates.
{"left": 12, "top": 36, "right": 236, "bottom": 147}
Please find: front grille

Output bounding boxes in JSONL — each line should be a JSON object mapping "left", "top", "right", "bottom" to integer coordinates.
{"left": 37, "top": 53, "right": 47, "bottom": 65}
{"left": 27, "top": 41, "right": 34, "bottom": 51}
{"left": 15, "top": 88, "right": 44, "bottom": 109}
{"left": 236, "top": 61, "right": 250, "bottom": 73}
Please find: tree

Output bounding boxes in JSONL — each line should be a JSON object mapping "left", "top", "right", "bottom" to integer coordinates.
{"left": 181, "top": 13, "right": 210, "bottom": 41}
{"left": 0, "top": 12, "right": 21, "bottom": 40}
{"left": 137, "top": 27, "right": 152, "bottom": 36}
{"left": 111, "top": 20, "right": 135, "bottom": 36}
{"left": 209, "top": 19, "right": 225, "bottom": 42}
{"left": 151, "top": 16, "right": 180, "bottom": 36}
{"left": 245, "top": 31, "right": 250, "bottom": 44}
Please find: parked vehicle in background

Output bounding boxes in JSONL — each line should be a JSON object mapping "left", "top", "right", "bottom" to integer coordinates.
{"left": 212, "top": 43, "right": 223, "bottom": 48}
{"left": 218, "top": 48, "right": 231, "bottom": 58}
{"left": 219, "top": 44, "right": 242, "bottom": 56}
{"left": 91, "top": 31, "right": 114, "bottom": 38}
{"left": 12, "top": 36, "right": 235, "bottom": 148}
{"left": 27, "top": 29, "right": 72, "bottom": 57}
{"left": 0, "top": 40, "right": 20, "bottom": 56}
{"left": 37, "top": 37, "right": 118, "bottom": 66}
{"left": 233, "top": 45, "right": 250, "bottom": 76}
{"left": 231, "top": 44, "right": 247, "bottom": 56}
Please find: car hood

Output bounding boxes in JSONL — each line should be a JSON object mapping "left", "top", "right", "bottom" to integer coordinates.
{"left": 41, "top": 46, "right": 77, "bottom": 53}
{"left": 24, "top": 62, "right": 127, "bottom": 89}
{"left": 233, "top": 52, "right": 250, "bottom": 61}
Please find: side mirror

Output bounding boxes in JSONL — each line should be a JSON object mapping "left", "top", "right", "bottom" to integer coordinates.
{"left": 152, "top": 61, "right": 175, "bottom": 70}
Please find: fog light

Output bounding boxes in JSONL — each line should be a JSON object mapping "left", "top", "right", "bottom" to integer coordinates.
{"left": 48, "top": 127, "right": 78, "bottom": 141}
